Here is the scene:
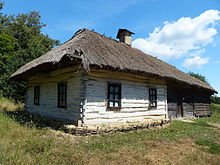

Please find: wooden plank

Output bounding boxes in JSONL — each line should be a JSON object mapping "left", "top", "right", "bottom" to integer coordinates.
{"left": 87, "top": 69, "right": 166, "bottom": 85}
{"left": 85, "top": 109, "right": 166, "bottom": 119}
{"left": 83, "top": 74, "right": 167, "bottom": 125}
{"left": 26, "top": 69, "right": 83, "bottom": 122}
{"left": 84, "top": 115, "right": 166, "bottom": 126}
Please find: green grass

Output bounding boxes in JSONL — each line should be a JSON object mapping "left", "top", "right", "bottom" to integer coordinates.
{"left": 195, "top": 139, "right": 220, "bottom": 154}
{"left": 0, "top": 99, "right": 220, "bottom": 164}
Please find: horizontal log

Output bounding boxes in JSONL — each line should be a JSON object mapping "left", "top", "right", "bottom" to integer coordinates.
{"left": 87, "top": 69, "right": 166, "bottom": 85}
{"left": 85, "top": 109, "right": 166, "bottom": 120}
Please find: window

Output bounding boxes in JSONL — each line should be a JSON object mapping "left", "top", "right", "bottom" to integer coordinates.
{"left": 107, "top": 83, "right": 121, "bottom": 110}
{"left": 58, "top": 82, "right": 67, "bottom": 108}
{"left": 34, "top": 86, "right": 40, "bottom": 105}
{"left": 149, "top": 88, "right": 157, "bottom": 107}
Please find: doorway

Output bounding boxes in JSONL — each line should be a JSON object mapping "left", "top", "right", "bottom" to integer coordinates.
{"left": 177, "top": 96, "right": 183, "bottom": 118}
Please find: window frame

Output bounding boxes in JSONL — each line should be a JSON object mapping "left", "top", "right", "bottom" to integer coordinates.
{"left": 107, "top": 83, "right": 122, "bottom": 111}
{"left": 34, "top": 85, "right": 40, "bottom": 105}
{"left": 149, "top": 87, "right": 157, "bottom": 108}
{"left": 57, "top": 82, "right": 67, "bottom": 108}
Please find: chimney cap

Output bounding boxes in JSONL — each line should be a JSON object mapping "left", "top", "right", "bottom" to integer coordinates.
{"left": 116, "top": 29, "right": 134, "bottom": 39}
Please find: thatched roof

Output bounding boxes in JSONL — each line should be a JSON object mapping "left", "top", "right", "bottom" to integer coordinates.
{"left": 11, "top": 28, "right": 217, "bottom": 93}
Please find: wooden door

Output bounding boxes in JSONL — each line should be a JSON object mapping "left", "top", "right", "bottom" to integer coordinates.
{"left": 177, "top": 97, "right": 183, "bottom": 117}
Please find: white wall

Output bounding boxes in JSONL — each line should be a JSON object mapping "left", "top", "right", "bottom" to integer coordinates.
{"left": 24, "top": 67, "right": 168, "bottom": 126}
{"left": 83, "top": 76, "right": 168, "bottom": 126}
{"left": 25, "top": 68, "right": 82, "bottom": 124}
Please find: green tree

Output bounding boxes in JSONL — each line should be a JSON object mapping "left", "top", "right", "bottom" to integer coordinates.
{"left": 210, "top": 95, "right": 220, "bottom": 104}
{"left": 188, "top": 72, "right": 209, "bottom": 85}
{"left": 0, "top": 2, "right": 59, "bottom": 101}
{"left": 0, "top": 33, "right": 16, "bottom": 97}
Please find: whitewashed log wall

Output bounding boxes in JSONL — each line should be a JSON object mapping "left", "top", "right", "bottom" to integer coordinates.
{"left": 25, "top": 66, "right": 168, "bottom": 126}
{"left": 82, "top": 71, "right": 168, "bottom": 126}
{"left": 25, "top": 66, "right": 83, "bottom": 124}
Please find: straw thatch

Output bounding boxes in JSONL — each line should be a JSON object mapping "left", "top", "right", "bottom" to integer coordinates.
{"left": 10, "top": 28, "right": 217, "bottom": 93}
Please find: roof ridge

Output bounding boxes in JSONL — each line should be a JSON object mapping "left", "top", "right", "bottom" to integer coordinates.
{"left": 64, "top": 28, "right": 134, "bottom": 49}
{"left": 85, "top": 29, "right": 121, "bottom": 44}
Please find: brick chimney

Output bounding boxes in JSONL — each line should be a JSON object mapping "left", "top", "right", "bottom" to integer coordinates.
{"left": 116, "top": 29, "right": 134, "bottom": 46}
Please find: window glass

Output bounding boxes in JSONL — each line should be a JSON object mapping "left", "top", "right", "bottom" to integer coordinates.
{"left": 107, "top": 83, "right": 121, "bottom": 110}
{"left": 115, "top": 101, "right": 119, "bottom": 107}
{"left": 110, "top": 86, "right": 114, "bottom": 93}
{"left": 110, "top": 94, "right": 114, "bottom": 99}
{"left": 110, "top": 101, "right": 114, "bottom": 107}
{"left": 58, "top": 82, "right": 67, "bottom": 108}
{"left": 115, "top": 87, "right": 119, "bottom": 93}
{"left": 34, "top": 86, "right": 40, "bottom": 105}
{"left": 149, "top": 88, "right": 157, "bottom": 108}
{"left": 115, "top": 94, "right": 119, "bottom": 99}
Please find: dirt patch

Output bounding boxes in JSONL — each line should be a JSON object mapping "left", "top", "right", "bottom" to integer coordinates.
{"left": 50, "top": 130, "right": 80, "bottom": 142}
{"left": 63, "top": 119, "right": 171, "bottom": 136}
{"left": 75, "top": 138, "right": 220, "bottom": 165}
{"left": 181, "top": 119, "right": 195, "bottom": 123}
{"left": 208, "top": 122, "right": 220, "bottom": 128}
{"left": 142, "top": 139, "right": 220, "bottom": 165}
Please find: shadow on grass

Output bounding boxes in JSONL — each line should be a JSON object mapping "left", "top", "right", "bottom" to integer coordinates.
{"left": 3, "top": 110, "right": 65, "bottom": 130}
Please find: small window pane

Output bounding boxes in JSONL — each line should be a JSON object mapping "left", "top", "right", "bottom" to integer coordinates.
{"left": 110, "top": 86, "right": 114, "bottom": 92}
{"left": 109, "top": 101, "right": 114, "bottom": 107}
{"left": 58, "top": 83, "right": 67, "bottom": 108}
{"left": 110, "top": 94, "right": 114, "bottom": 99}
{"left": 107, "top": 83, "right": 121, "bottom": 109}
{"left": 115, "top": 101, "right": 119, "bottom": 107}
{"left": 115, "top": 87, "right": 119, "bottom": 93}
{"left": 115, "top": 94, "right": 119, "bottom": 99}
{"left": 151, "top": 101, "right": 156, "bottom": 107}
{"left": 149, "top": 88, "right": 157, "bottom": 107}
{"left": 34, "top": 86, "right": 40, "bottom": 105}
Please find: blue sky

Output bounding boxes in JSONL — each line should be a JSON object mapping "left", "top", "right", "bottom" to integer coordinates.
{"left": 3, "top": 0, "right": 220, "bottom": 95}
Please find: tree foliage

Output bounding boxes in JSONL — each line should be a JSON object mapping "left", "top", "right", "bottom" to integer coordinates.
{"left": 0, "top": 2, "right": 59, "bottom": 101}
{"left": 211, "top": 95, "right": 220, "bottom": 104}
{"left": 188, "top": 72, "right": 209, "bottom": 85}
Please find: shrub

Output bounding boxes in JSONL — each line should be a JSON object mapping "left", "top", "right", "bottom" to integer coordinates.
{"left": 211, "top": 104, "right": 220, "bottom": 114}
{"left": 0, "top": 97, "right": 23, "bottom": 111}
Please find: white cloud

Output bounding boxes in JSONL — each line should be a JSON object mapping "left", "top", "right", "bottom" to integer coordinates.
{"left": 183, "top": 56, "right": 210, "bottom": 68}
{"left": 188, "top": 49, "right": 206, "bottom": 57}
{"left": 132, "top": 9, "right": 220, "bottom": 68}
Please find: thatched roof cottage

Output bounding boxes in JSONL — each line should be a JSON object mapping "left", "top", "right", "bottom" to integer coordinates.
{"left": 11, "top": 28, "right": 217, "bottom": 126}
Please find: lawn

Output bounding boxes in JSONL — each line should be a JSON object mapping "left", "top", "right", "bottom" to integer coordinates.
{"left": 0, "top": 98, "right": 220, "bottom": 165}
